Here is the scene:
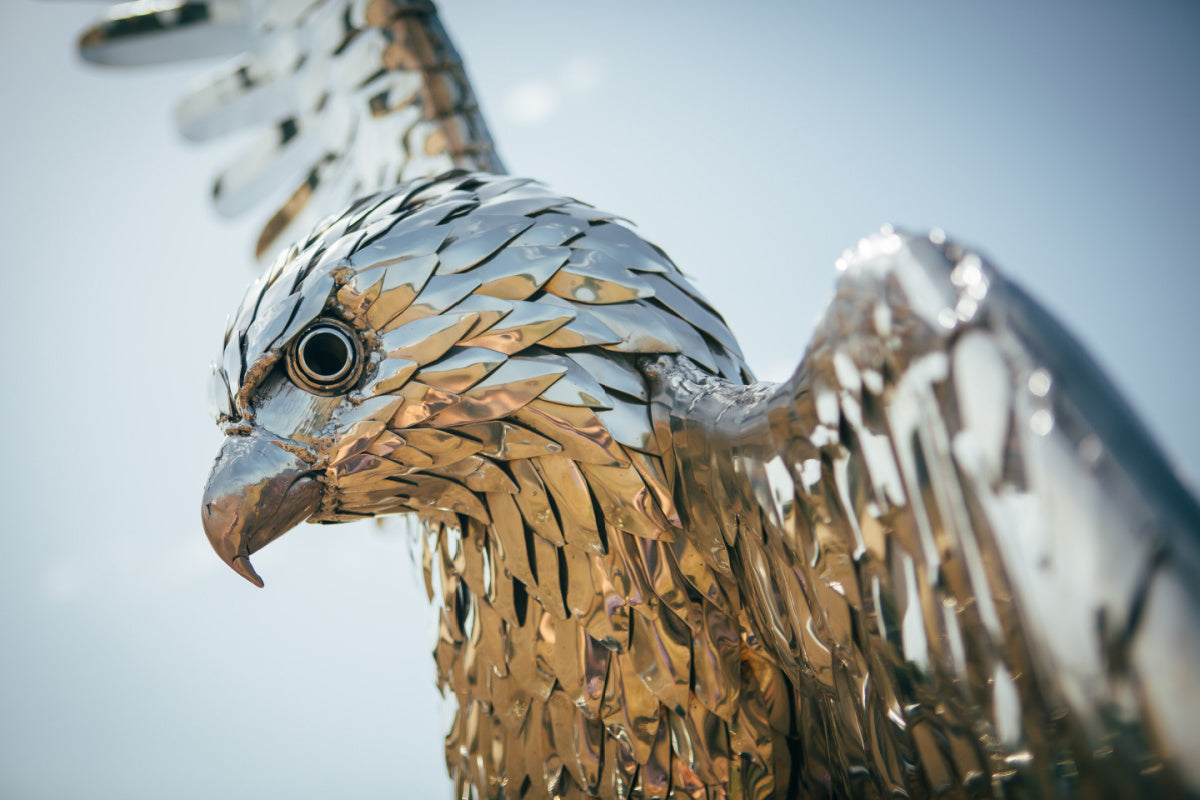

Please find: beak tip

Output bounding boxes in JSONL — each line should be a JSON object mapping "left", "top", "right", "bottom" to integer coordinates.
{"left": 232, "top": 556, "right": 265, "bottom": 588}
{"left": 202, "top": 432, "right": 322, "bottom": 589}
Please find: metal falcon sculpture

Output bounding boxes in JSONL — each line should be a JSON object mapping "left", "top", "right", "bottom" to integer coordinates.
{"left": 80, "top": 2, "right": 1200, "bottom": 798}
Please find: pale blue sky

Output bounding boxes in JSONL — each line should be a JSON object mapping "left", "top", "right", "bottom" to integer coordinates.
{"left": 2, "top": 2, "right": 1198, "bottom": 798}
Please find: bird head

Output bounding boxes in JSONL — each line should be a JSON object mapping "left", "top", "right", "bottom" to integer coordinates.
{"left": 201, "top": 171, "right": 749, "bottom": 587}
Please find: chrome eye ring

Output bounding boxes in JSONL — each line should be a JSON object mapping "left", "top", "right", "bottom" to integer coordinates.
{"left": 286, "top": 319, "right": 363, "bottom": 395}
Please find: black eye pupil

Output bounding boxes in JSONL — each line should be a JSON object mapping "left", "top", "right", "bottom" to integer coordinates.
{"left": 300, "top": 329, "right": 350, "bottom": 381}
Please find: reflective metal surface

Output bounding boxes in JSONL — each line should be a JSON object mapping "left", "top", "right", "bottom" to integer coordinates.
{"left": 197, "top": 171, "right": 1200, "bottom": 798}
{"left": 79, "top": 0, "right": 504, "bottom": 260}
{"left": 77, "top": 2, "right": 1200, "bottom": 798}
{"left": 647, "top": 230, "right": 1200, "bottom": 798}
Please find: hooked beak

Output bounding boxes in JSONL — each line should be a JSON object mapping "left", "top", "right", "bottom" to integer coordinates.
{"left": 201, "top": 432, "right": 323, "bottom": 587}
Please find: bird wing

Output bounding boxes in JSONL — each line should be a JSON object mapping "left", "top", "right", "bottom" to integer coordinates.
{"left": 79, "top": 0, "right": 503, "bottom": 259}
{"left": 647, "top": 228, "right": 1200, "bottom": 796}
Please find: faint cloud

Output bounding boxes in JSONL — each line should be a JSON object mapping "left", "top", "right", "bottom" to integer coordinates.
{"left": 561, "top": 55, "right": 605, "bottom": 95}
{"left": 42, "top": 563, "right": 83, "bottom": 605}
{"left": 505, "top": 81, "right": 560, "bottom": 127}
{"left": 502, "top": 54, "right": 607, "bottom": 128}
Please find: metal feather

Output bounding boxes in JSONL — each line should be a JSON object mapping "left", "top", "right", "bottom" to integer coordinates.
{"left": 74, "top": 2, "right": 1200, "bottom": 798}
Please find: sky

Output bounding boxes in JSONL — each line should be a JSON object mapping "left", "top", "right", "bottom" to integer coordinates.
{"left": 1, "top": 1, "right": 1198, "bottom": 798}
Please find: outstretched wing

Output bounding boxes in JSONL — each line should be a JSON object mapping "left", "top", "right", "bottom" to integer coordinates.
{"left": 79, "top": 0, "right": 503, "bottom": 258}
{"left": 648, "top": 229, "right": 1200, "bottom": 797}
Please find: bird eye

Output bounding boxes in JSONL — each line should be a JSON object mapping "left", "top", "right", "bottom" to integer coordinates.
{"left": 286, "top": 320, "right": 363, "bottom": 394}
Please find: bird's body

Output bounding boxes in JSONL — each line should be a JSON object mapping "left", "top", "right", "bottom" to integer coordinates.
{"left": 205, "top": 171, "right": 778, "bottom": 797}
{"left": 202, "top": 170, "right": 1200, "bottom": 798}
{"left": 72, "top": 1, "right": 1200, "bottom": 797}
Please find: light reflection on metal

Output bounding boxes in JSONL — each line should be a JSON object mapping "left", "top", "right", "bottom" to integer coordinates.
{"left": 197, "top": 172, "right": 1200, "bottom": 798}
{"left": 75, "top": 2, "right": 1200, "bottom": 798}
{"left": 287, "top": 319, "right": 364, "bottom": 394}
{"left": 78, "top": 0, "right": 504, "bottom": 260}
